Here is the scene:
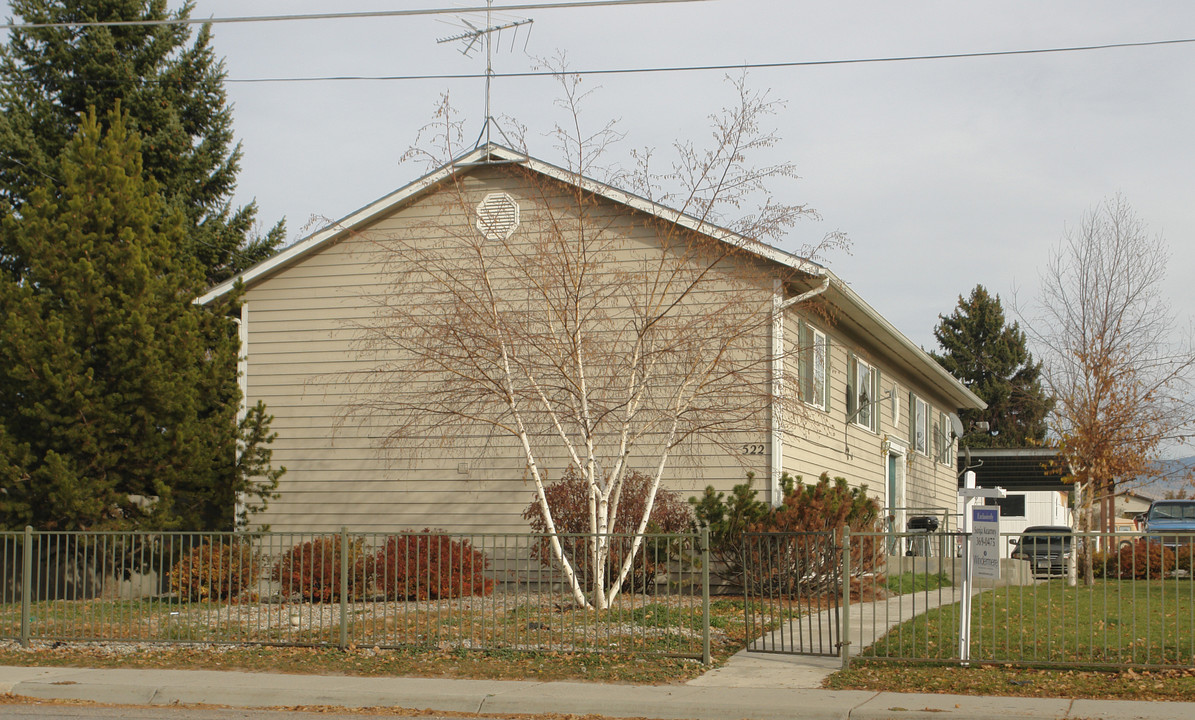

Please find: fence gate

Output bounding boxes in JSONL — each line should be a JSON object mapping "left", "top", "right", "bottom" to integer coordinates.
{"left": 742, "top": 531, "right": 842, "bottom": 656}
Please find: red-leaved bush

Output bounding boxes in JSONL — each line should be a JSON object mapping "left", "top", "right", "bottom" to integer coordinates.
{"left": 522, "top": 468, "right": 693, "bottom": 594}
{"left": 1101, "top": 539, "right": 1176, "bottom": 580}
{"left": 169, "top": 541, "right": 258, "bottom": 601}
{"left": 272, "top": 535, "right": 368, "bottom": 602}
{"left": 369, "top": 531, "right": 494, "bottom": 600}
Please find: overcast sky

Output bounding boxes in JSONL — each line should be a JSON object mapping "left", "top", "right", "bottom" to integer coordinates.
{"left": 8, "top": 1, "right": 1195, "bottom": 352}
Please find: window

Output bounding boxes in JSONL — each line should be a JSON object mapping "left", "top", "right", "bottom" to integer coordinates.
{"left": 910, "top": 394, "right": 929, "bottom": 455}
{"left": 849, "top": 354, "right": 879, "bottom": 432}
{"left": 799, "top": 322, "right": 829, "bottom": 411}
{"left": 932, "top": 410, "right": 941, "bottom": 461}
{"left": 937, "top": 410, "right": 953, "bottom": 465}
{"left": 989, "top": 494, "right": 1026, "bottom": 517}
{"left": 813, "top": 331, "right": 827, "bottom": 409}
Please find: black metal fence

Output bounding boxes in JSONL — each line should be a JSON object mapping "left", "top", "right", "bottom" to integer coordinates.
{"left": 0, "top": 528, "right": 711, "bottom": 661}
{"left": 4, "top": 526, "right": 1193, "bottom": 671}
{"left": 846, "top": 529, "right": 1195, "bottom": 670}
{"left": 741, "top": 531, "right": 841, "bottom": 656}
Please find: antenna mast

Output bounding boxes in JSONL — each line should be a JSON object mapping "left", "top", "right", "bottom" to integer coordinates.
{"left": 436, "top": 0, "right": 532, "bottom": 150}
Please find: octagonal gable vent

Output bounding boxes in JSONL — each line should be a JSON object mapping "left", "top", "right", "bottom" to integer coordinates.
{"left": 475, "top": 192, "right": 520, "bottom": 241}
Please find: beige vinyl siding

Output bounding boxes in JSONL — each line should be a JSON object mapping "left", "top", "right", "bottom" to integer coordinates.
{"left": 243, "top": 167, "right": 771, "bottom": 533}
{"left": 779, "top": 307, "right": 961, "bottom": 520}
{"left": 780, "top": 308, "right": 886, "bottom": 496}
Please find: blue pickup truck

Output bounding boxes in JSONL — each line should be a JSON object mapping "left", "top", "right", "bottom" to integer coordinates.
{"left": 1142, "top": 499, "right": 1195, "bottom": 544}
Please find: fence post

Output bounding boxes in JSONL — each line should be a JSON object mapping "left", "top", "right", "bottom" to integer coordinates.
{"left": 20, "top": 526, "right": 32, "bottom": 647}
{"left": 339, "top": 526, "right": 349, "bottom": 650}
{"left": 701, "top": 527, "right": 711, "bottom": 665}
{"left": 840, "top": 525, "right": 850, "bottom": 670}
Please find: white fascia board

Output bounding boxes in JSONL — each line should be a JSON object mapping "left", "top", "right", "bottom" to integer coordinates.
{"left": 827, "top": 271, "right": 987, "bottom": 411}
{"left": 196, "top": 143, "right": 824, "bottom": 305}
{"left": 506, "top": 148, "right": 826, "bottom": 278}
{"left": 970, "top": 448, "right": 1059, "bottom": 459}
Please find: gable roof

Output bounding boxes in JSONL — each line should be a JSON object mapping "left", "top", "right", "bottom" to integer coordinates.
{"left": 197, "top": 143, "right": 823, "bottom": 305}
{"left": 198, "top": 143, "right": 983, "bottom": 411}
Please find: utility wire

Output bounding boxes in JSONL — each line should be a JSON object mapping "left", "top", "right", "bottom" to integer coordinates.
{"left": 0, "top": 0, "right": 710, "bottom": 29}
{"left": 221, "top": 36, "right": 1195, "bottom": 84}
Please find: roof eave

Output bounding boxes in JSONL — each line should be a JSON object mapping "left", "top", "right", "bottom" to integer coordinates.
{"left": 826, "top": 271, "right": 986, "bottom": 412}
{"left": 197, "top": 143, "right": 824, "bottom": 305}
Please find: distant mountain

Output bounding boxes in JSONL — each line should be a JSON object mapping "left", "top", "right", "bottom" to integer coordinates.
{"left": 1129, "top": 456, "right": 1195, "bottom": 499}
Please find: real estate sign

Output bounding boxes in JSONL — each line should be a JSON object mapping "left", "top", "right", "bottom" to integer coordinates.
{"left": 971, "top": 506, "right": 1001, "bottom": 581}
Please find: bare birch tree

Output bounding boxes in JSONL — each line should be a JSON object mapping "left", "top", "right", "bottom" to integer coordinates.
{"left": 352, "top": 75, "right": 846, "bottom": 608}
{"left": 1025, "top": 195, "right": 1195, "bottom": 583}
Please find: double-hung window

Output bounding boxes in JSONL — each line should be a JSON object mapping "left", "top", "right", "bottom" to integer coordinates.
{"left": 798, "top": 321, "right": 829, "bottom": 411}
{"left": 910, "top": 394, "right": 930, "bottom": 455}
{"left": 848, "top": 353, "right": 880, "bottom": 432}
{"left": 936, "top": 410, "right": 953, "bottom": 465}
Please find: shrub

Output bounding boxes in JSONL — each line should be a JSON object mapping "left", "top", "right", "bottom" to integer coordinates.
{"left": 272, "top": 535, "right": 368, "bottom": 602}
{"left": 522, "top": 467, "right": 693, "bottom": 594}
{"left": 169, "top": 540, "right": 258, "bottom": 601}
{"left": 1101, "top": 539, "right": 1176, "bottom": 580}
{"left": 693, "top": 471, "right": 883, "bottom": 594}
{"left": 1174, "top": 541, "right": 1195, "bottom": 573}
{"left": 370, "top": 531, "right": 494, "bottom": 600}
{"left": 689, "top": 471, "right": 772, "bottom": 585}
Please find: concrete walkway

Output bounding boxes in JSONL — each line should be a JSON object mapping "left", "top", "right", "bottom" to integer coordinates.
{"left": 692, "top": 586, "right": 965, "bottom": 689}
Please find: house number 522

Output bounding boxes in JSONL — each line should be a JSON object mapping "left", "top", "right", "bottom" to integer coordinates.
{"left": 740, "top": 444, "right": 765, "bottom": 455}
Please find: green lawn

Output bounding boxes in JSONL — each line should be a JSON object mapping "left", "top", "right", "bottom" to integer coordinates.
{"left": 864, "top": 578, "right": 1195, "bottom": 667}
{"left": 882, "top": 571, "right": 952, "bottom": 595}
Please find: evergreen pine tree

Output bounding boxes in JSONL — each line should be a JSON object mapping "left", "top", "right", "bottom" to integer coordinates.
{"left": 931, "top": 285, "right": 1053, "bottom": 448}
{"left": 0, "top": 0, "right": 283, "bottom": 284}
{"left": 0, "top": 108, "right": 280, "bottom": 530}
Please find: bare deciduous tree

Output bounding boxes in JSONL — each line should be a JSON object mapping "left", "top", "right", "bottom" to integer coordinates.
{"left": 1024, "top": 195, "right": 1195, "bottom": 583}
{"left": 349, "top": 75, "right": 845, "bottom": 608}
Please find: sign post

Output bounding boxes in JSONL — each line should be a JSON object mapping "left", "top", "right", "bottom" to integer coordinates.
{"left": 958, "top": 471, "right": 1004, "bottom": 663}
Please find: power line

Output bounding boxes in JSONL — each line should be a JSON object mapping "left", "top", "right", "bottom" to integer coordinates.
{"left": 221, "top": 36, "right": 1195, "bottom": 84}
{"left": 0, "top": 0, "right": 710, "bottom": 30}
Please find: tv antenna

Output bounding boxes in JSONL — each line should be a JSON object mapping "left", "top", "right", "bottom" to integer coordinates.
{"left": 436, "top": 1, "right": 533, "bottom": 150}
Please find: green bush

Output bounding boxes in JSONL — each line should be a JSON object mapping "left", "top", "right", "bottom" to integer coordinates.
{"left": 692, "top": 471, "right": 883, "bottom": 594}
{"left": 369, "top": 531, "right": 494, "bottom": 600}
{"left": 169, "top": 540, "right": 258, "bottom": 601}
{"left": 272, "top": 535, "right": 368, "bottom": 602}
{"left": 522, "top": 467, "right": 693, "bottom": 594}
{"left": 689, "top": 471, "right": 773, "bottom": 585}
{"left": 884, "top": 571, "right": 951, "bottom": 595}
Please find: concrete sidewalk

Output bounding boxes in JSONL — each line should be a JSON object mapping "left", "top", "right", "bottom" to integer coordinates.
{"left": 2, "top": 664, "right": 1194, "bottom": 720}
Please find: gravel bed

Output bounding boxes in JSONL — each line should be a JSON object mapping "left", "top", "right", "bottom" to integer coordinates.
{"left": 0, "top": 593, "right": 724, "bottom": 654}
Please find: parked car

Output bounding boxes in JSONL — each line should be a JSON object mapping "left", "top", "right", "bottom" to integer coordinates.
{"left": 1142, "top": 499, "right": 1195, "bottom": 546}
{"left": 1009, "top": 526, "right": 1074, "bottom": 577}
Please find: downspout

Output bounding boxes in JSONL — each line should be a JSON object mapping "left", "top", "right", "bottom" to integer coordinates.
{"left": 770, "top": 275, "right": 830, "bottom": 505}
{"left": 232, "top": 305, "right": 250, "bottom": 530}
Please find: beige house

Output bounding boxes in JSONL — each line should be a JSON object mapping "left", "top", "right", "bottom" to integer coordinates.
{"left": 200, "top": 145, "right": 985, "bottom": 534}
